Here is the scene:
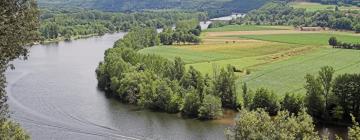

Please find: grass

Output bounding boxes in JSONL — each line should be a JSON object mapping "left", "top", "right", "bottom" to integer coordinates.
{"left": 140, "top": 40, "right": 301, "bottom": 64}
{"left": 235, "top": 33, "right": 360, "bottom": 45}
{"left": 240, "top": 48, "right": 360, "bottom": 96}
{"left": 289, "top": 2, "right": 360, "bottom": 12}
{"left": 140, "top": 25, "right": 360, "bottom": 97}
{"left": 205, "top": 25, "right": 292, "bottom": 32}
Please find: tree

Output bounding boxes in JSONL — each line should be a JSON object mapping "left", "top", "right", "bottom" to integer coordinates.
{"left": 1, "top": 0, "right": 39, "bottom": 138}
{"left": 180, "top": 66, "right": 204, "bottom": 93}
{"left": 354, "top": 24, "right": 360, "bottom": 33}
{"left": 227, "top": 109, "right": 321, "bottom": 140}
{"left": 172, "top": 57, "right": 185, "bottom": 81}
{"left": 242, "top": 83, "right": 253, "bottom": 109}
{"left": 198, "top": 94, "right": 223, "bottom": 120}
{"left": 0, "top": 120, "right": 30, "bottom": 140}
{"left": 329, "top": 37, "right": 338, "bottom": 47}
{"left": 349, "top": 115, "right": 360, "bottom": 140}
{"left": 280, "top": 93, "right": 302, "bottom": 115}
{"left": 182, "top": 89, "right": 201, "bottom": 117}
{"left": 250, "top": 88, "right": 279, "bottom": 116}
{"left": 159, "top": 28, "right": 173, "bottom": 45}
{"left": 332, "top": 73, "right": 360, "bottom": 121}
{"left": 304, "top": 74, "right": 324, "bottom": 118}
{"left": 213, "top": 65, "right": 238, "bottom": 109}
{"left": 318, "top": 66, "right": 335, "bottom": 118}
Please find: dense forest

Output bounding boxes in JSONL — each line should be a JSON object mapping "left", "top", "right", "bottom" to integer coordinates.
{"left": 37, "top": 0, "right": 268, "bottom": 18}
{"left": 209, "top": 2, "right": 360, "bottom": 32}
{"left": 39, "top": 10, "right": 205, "bottom": 41}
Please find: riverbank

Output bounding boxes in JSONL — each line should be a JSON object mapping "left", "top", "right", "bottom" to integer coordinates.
{"left": 40, "top": 33, "right": 103, "bottom": 44}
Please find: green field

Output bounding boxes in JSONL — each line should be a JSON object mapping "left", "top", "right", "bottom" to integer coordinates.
{"left": 235, "top": 33, "right": 360, "bottom": 45}
{"left": 140, "top": 25, "right": 360, "bottom": 96}
{"left": 289, "top": 2, "right": 360, "bottom": 12}
{"left": 205, "top": 25, "right": 291, "bottom": 32}
{"left": 241, "top": 48, "right": 360, "bottom": 96}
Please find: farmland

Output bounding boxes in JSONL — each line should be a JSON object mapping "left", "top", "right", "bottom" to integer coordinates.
{"left": 205, "top": 25, "right": 291, "bottom": 32}
{"left": 289, "top": 2, "right": 360, "bottom": 12}
{"left": 140, "top": 25, "right": 360, "bottom": 96}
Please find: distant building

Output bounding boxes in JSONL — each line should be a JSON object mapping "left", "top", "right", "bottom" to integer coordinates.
{"left": 210, "top": 13, "right": 246, "bottom": 22}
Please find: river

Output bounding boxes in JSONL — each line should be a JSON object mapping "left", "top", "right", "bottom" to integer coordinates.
{"left": 5, "top": 32, "right": 237, "bottom": 140}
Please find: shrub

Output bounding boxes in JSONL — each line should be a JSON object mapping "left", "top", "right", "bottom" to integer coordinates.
{"left": 198, "top": 94, "right": 223, "bottom": 120}
{"left": 250, "top": 88, "right": 279, "bottom": 116}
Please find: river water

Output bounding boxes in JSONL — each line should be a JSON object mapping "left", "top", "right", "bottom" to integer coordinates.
{"left": 5, "top": 33, "right": 234, "bottom": 140}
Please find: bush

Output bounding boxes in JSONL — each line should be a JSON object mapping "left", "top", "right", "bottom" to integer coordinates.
{"left": 198, "top": 94, "right": 223, "bottom": 120}
{"left": 328, "top": 36, "right": 338, "bottom": 47}
{"left": 227, "top": 109, "right": 321, "bottom": 140}
{"left": 354, "top": 24, "right": 360, "bottom": 33}
{"left": 280, "top": 93, "right": 302, "bottom": 115}
{"left": 0, "top": 120, "right": 30, "bottom": 140}
{"left": 250, "top": 88, "right": 279, "bottom": 116}
{"left": 182, "top": 89, "right": 201, "bottom": 117}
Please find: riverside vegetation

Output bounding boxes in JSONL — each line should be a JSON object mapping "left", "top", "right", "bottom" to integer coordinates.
{"left": 97, "top": 13, "right": 360, "bottom": 140}
{"left": 96, "top": 21, "right": 238, "bottom": 119}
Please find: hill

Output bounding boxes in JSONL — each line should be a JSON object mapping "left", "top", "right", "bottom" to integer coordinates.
{"left": 37, "top": 0, "right": 268, "bottom": 17}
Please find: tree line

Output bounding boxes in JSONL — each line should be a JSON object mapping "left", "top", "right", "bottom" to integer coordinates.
{"left": 39, "top": 10, "right": 204, "bottom": 41}
{"left": 240, "top": 66, "right": 360, "bottom": 123}
{"left": 159, "top": 20, "right": 202, "bottom": 45}
{"left": 96, "top": 25, "right": 239, "bottom": 120}
{"left": 329, "top": 37, "right": 360, "bottom": 49}
{"left": 209, "top": 2, "right": 360, "bottom": 33}
{"left": 38, "top": 0, "right": 268, "bottom": 18}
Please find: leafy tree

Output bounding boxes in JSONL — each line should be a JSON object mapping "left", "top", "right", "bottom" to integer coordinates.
{"left": 180, "top": 66, "right": 204, "bottom": 93}
{"left": 354, "top": 24, "right": 360, "bottom": 33}
{"left": 172, "top": 57, "right": 185, "bottom": 81}
{"left": 182, "top": 89, "right": 201, "bottom": 117}
{"left": 198, "top": 94, "right": 223, "bottom": 120}
{"left": 227, "top": 109, "right": 321, "bottom": 140}
{"left": 332, "top": 17, "right": 353, "bottom": 30}
{"left": 213, "top": 65, "right": 238, "bottom": 109}
{"left": 250, "top": 88, "right": 279, "bottom": 116}
{"left": 329, "top": 37, "right": 338, "bottom": 47}
{"left": 349, "top": 115, "right": 360, "bottom": 140}
{"left": 318, "top": 66, "right": 335, "bottom": 117}
{"left": 1, "top": 0, "right": 39, "bottom": 139}
{"left": 280, "top": 93, "right": 302, "bottom": 115}
{"left": 304, "top": 74, "right": 324, "bottom": 118}
{"left": 242, "top": 82, "right": 253, "bottom": 109}
{"left": 159, "top": 27, "right": 174, "bottom": 45}
{"left": 139, "top": 79, "right": 182, "bottom": 113}
{"left": 332, "top": 73, "right": 360, "bottom": 121}
{"left": 0, "top": 120, "right": 30, "bottom": 140}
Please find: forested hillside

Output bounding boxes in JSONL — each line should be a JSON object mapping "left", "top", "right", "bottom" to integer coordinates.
{"left": 37, "top": 0, "right": 268, "bottom": 17}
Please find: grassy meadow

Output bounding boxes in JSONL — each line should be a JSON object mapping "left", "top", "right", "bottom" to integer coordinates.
{"left": 140, "top": 25, "right": 360, "bottom": 96}
{"left": 289, "top": 2, "right": 360, "bottom": 12}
